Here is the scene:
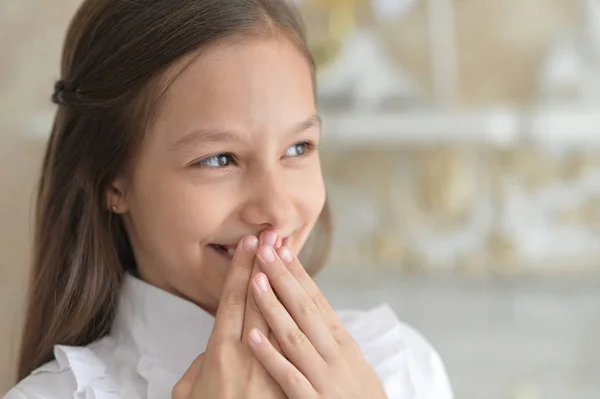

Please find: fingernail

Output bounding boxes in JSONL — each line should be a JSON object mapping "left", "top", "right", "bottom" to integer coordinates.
{"left": 261, "top": 231, "right": 277, "bottom": 247}
{"left": 249, "top": 329, "right": 263, "bottom": 345}
{"left": 261, "top": 247, "right": 275, "bottom": 263}
{"left": 255, "top": 275, "right": 270, "bottom": 292}
{"left": 242, "top": 236, "right": 258, "bottom": 252}
{"left": 280, "top": 247, "right": 293, "bottom": 263}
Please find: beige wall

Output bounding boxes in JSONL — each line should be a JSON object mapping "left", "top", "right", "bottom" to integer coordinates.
{"left": 1, "top": 1, "right": 81, "bottom": 390}
{"left": 0, "top": 139, "right": 44, "bottom": 389}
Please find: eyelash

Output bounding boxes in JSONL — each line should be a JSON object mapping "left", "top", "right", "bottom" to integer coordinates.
{"left": 194, "top": 141, "right": 317, "bottom": 169}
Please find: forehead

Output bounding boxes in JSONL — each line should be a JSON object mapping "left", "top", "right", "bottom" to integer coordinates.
{"left": 149, "top": 37, "right": 316, "bottom": 146}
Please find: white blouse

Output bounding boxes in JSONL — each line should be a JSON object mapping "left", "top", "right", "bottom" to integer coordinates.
{"left": 5, "top": 275, "right": 453, "bottom": 399}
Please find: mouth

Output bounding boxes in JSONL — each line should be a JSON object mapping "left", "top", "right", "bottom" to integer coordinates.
{"left": 209, "top": 244, "right": 235, "bottom": 260}
{"left": 209, "top": 236, "right": 291, "bottom": 261}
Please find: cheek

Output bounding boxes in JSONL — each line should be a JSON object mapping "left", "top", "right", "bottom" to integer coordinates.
{"left": 307, "top": 177, "right": 326, "bottom": 221}
{"left": 128, "top": 172, "right": 233, "bottom": 255}
{"left": 300, "top": 161, "right": 326, "bottom": 216}
{"left": 288, "top": 165, "right": 326, "bottom": 244}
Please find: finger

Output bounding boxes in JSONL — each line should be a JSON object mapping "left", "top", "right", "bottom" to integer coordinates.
{"left": 172, "top": 353, "right": 205, "bottom": 398}
{"left": 276, "top": 245, "right": 352, "bottom": 345}
{"left": 251, "top": 272, "right": 327, "bottom": 386}
{"left": 242, "top": 258, "right": 270, "bottom": 346}
{"left": 257, "top": 245, "right": 339, "bottom": 359}
{"left": 269, "top": 330, "right": 284, "bottom": 355}
{"left": 241, "top": 229, "right": 280, "bottom": 344}
{"left": 212, "top": 235, "right": 258, "bottom": 341}
{"left": 248, "top": 328, "right": 315, "bottom": 399}
{"left": 259, "top": 230, "right": 278, "bottom": 247}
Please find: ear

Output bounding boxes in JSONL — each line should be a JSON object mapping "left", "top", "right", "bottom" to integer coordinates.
{"left": 106, "top": 177, "right": 129, "bottom": 214}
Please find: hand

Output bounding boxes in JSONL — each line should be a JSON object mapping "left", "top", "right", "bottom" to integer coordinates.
{"left": 247, "top": 234, "right": 388, "bottom": 399}
{"left": 172, "top": 234, "right": 286, "bottom": 399}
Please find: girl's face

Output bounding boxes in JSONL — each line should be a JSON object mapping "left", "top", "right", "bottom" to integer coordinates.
{"left": 110, "top": 37, "right": 325, "bottom": 313}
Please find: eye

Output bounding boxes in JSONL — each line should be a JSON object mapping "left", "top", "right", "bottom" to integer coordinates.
{"left": 196, "top": 153, "right": 236, "bottom": 168}
{"left": 284, "top": 141, "right": 315, "bottom": 158}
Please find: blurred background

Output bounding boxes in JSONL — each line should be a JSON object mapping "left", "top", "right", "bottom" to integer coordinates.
{"left": 1, "top": 0, "right": 600, "bottom": 397}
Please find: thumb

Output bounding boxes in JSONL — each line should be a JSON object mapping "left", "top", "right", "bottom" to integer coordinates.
{"left": 172, "top": 353, "right": 206, "bottom": 398}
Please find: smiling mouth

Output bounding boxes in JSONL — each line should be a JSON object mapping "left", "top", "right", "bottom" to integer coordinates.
{"left": 209, "top": 244, "right": 235, "bottom": 259}
{"left": 209, "top": 237, "right": 289, "bottom": 260}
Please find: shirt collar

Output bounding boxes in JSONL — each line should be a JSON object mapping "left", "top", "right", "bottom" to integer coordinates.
{"left": 112, "top": 274, "right": 215, "bottom": 376}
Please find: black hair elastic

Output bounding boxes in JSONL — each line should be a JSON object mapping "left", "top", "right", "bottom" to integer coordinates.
{"left": 52, "top": 80, "right": 74, "bottom": 106}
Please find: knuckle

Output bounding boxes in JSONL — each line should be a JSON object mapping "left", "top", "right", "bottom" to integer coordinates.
{"left": 214, "top": 348, "right": 229, "bottom": 368}
{"left": 330, "top": 321, "right": 344, "bottom": 335}
{"left": 285, "top": 327, "right": 307, "bottom": 347}
{"left": 274, "top": 268, "right": 289, "bottom": 284}
{"left": 300, "top": 300, "right": 319, "bottom": 318}
{"left": 210, "top": 341, "right": 232, "bottom": 369}
{"left": 341, "top": 334, "right": 360, "bottom": 351}
{"left": 330, "top": 321, "right": 352, "bottom": 343}
{"left": 285, "top": 369, "right": 303, "bottom": 389}
{"left": 312, "top": 293, "right": 329, "bottom": 312}
{"left": 223, "top": 292, "right": 245, "bottom": 311}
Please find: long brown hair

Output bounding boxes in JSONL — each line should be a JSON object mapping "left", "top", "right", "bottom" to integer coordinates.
{"left": 17, "top": 0, "right": 332, "bottom": 381}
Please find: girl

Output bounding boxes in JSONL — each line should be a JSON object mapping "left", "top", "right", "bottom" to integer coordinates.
{"left": 5, "top": 0, "right": 453, "bottom": 398}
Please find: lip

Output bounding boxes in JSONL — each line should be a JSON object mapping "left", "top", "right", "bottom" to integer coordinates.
{"left": 208, "top": 244, "right": 234, "bottom": 261}
{"left": 209, "top": 235, "right": 291, "bottom": 261}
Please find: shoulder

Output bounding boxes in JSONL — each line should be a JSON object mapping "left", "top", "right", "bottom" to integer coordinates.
{"left": 4, "top": 360, "right": 76, "bottom": 399}
{"left": 338, "top": 303, "right": 454, "bottom": 399}
{"left": 4, "top": 338, "right": 118, "bottom": 399}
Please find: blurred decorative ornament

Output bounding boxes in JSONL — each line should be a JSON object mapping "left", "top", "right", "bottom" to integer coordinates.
{"left": 298, "top": 0, "right": 422, "bottom": 108}
{"left": 539, "top": 0, "right": 600, "bottom": 102}
{"left": 302, "top": 0, "right": 366, "bottom": 74}
{"left": 316, "top": 29, "right": 421, "bottom": 109}
{"left": 310, "top": 39, "right": 343, "bottom": 72}
{"left": 370, "top": 0, "right": 418, "bottom": 21}
{"left": 322, "top": 0, "right": 365, "bottom": 42}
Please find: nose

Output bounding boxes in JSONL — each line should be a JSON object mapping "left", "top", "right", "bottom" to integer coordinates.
{"left": 240, "top": 171, "right": 297, "bottom": 234}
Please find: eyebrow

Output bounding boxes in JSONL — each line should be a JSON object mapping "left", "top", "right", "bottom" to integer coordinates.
{"left": 291, "top": 114, "right": 322, "bottom": 135}
{"left": 171, "top": 114, "right": 322, "bottom": 151}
